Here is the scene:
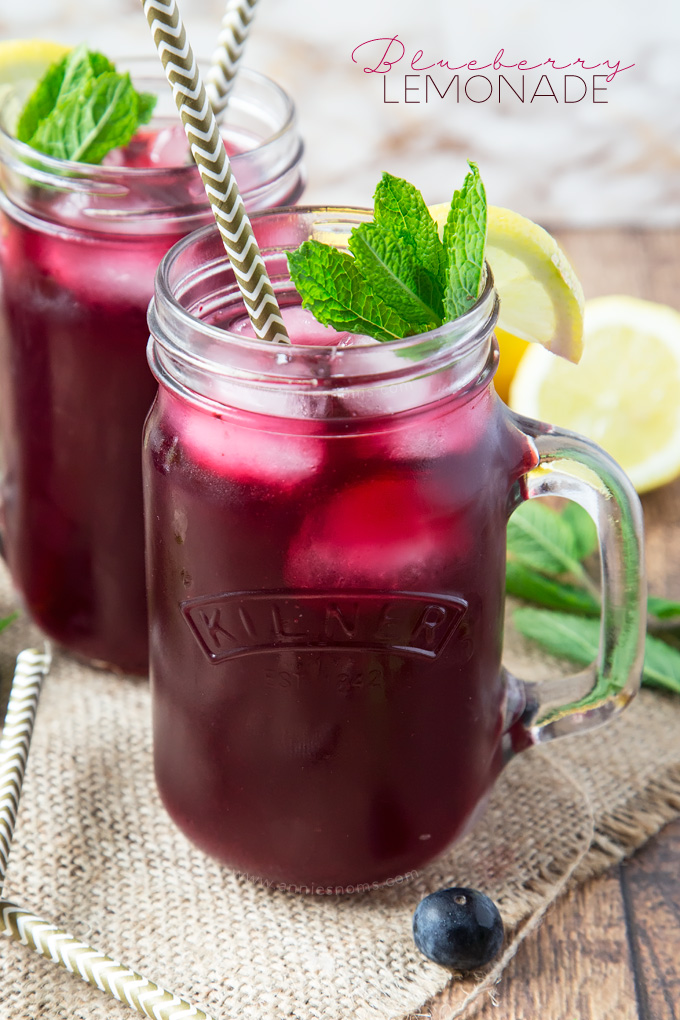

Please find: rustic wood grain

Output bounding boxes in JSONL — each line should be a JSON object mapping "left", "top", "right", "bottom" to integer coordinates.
{"left": 620, "top": 819, "right": 680, "bottom": 1020}
{"left": 470, "top": 871, "right": 639, "bottom": 1020}
{"left": 551, "top": 228, "right": 680, "bottom": 307}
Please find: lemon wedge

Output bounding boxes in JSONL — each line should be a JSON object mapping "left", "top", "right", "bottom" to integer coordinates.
{"left": 509, "top": 295, "right": 680, "bottom": 493}
{"left": 0, "top": 39, "right": 70, "bottom": 132}
{"left": 429, "top": 203, "right": 584, "bottom": 365}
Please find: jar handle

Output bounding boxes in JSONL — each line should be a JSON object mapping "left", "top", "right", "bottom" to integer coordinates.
{"left": 504, "top": 414, "right": 646, "bottom": 752}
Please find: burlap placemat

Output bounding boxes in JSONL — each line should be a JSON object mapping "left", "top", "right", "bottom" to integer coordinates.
{"left": 0, "top": 577, "right": 679, "bottom": 1020}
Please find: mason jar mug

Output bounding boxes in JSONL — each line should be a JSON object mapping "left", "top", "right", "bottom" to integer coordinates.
{"left": 143, "top": 208, "right": 645, "bottom": 891}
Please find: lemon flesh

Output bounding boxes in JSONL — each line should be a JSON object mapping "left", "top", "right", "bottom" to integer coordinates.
{"left": 492, "top": 326, "right": 531, "bottom": 403}
{"left": 0, "top": 39, "right": 71, "bottom": 132}
{"left": 429, "top": 203, "right": 584, "bottom": 365}
{"left": 509, "top": 295, "right": 680, "bottom": 493}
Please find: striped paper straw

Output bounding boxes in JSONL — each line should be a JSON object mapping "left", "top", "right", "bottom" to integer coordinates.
{"left": 0, "top": 646, "right": 51, "bottom": 890}
{"left": 0, "top": 900, "right": 217, "bottom": 1020}
{"left": 205, "top": 0, "right": 259, "bottom": 115}
{"left": 141, "top": 0, "right": 289, "bottom": 344}
{"left": 0, "top": 648, "right": 218, "bottom": 1019}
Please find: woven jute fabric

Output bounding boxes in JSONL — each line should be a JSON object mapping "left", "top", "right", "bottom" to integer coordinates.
{"left": 0, "top": 574, "right": 679, "bottom": 1020}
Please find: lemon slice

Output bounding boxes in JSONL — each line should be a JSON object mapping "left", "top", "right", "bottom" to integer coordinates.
{"left": 509, "top": 295, "right": 680, "bottom": 493}
{"left": 429, "top": 203, "right": 584, "bottom": 364}
{"left": 0, "top": 39, "right": 70, "bottom": 132}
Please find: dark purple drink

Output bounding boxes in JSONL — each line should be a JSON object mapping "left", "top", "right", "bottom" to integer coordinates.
{"left": 0, "top": 64, "right": 305, "bottom": 673}
{"left": 144, "top": 362, "right": 533, "bottom": 889}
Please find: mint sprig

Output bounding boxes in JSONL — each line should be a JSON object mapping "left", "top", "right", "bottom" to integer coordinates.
{"left": 507, "top": 500, "right": 680, "bottom": 695}
{"left": 443, "top": 165, "right": 487, "bottom": 318}
{"left": 286, "top": 162, "right": 486, "bottom": 342}
{"left": 16, "top": 44, "right": 156, "bottom": 165}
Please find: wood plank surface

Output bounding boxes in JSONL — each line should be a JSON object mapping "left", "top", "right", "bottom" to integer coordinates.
{"left": 551, "top": 228, "right": 680, "bottom": 307}
{"left": 470, "top": 820, "right": 680, "bottom": 1020}
{"left": 472, "top": 870, "right": 639, "bottom": 1020}
{"left": 621, "top": 818, "right": 680, "bottom": 1020}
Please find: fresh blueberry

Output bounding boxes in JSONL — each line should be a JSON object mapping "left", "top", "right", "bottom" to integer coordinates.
{"left": 412, "top": 887, "right": 504, "bottom": 970}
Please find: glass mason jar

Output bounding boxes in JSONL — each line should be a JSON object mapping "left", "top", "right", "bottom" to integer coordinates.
{"left": 0, "top": 59, "right": 305, "bottom": 675}
{"left": 144, "top": 208, "right": 645, "bottom": 892}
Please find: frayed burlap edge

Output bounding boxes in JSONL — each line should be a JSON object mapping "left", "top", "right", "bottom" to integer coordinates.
{"left": 575, "top": 765, "right": 680, "bottom": 881}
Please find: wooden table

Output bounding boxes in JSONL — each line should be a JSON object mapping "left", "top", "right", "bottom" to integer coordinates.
{"left": 473, "top": 229, "right": 680, "bottom": 1019}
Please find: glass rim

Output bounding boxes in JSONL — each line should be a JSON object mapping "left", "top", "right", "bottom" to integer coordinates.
{"left": 151, "top": 207, "right": 499, "bottom": 363}
{"left": 0, "top": 63, "right": 298, "bottom": 184}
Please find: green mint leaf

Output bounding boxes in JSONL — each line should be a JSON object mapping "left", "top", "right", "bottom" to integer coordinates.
{"left": 137, "top": 90, "right": 157, "bottom": 126}
{"left": 507, "top": 501, "right": 581, "bottom": 576}
{"left": 287, "top": 240, "right": 412, "bottom": 342}
{"left": 514, "top": 606, "right": 598, "bottom": 664}
{"left": 16, "top": 53, "right": 71, "bottom": 143}
{"left": 648, "top": 595, "right": 680, "bottom": 622}
{"left": 16, "top": 46, "right": 157, "bottom": 165}
{"left": 57, "top": 44, "right": 99, "bottom": 102}
{"left": 514, "top": 607, "right": 680, "bottom": 696}
{"left": 560, "top": 502, "right": 598, "bottom": 560}
{"left": 31, "top": 73, "right": 138, "bottom": 164}
{"left": 348, "top": 223, "right": 442, "bottom": 330}
{"left": 18, "top": 44, "right": 98, "bottom": 142}
{"left": 642, "top": 633, "right": 680, "bottom": 693}
{"left": 88, "top": 51, "right": 117, "bottom": 77}
{"left": 0, "top": 611, "right": 18, "bottom": 634}
{"left": 506, "top": 561, "right": 600, "bottom": 615}
{"left": 443, "top": 162, "right": 487, "bottom": 319}
{"left": 373, "top": 172, "right": 447, "bottom": 293}
{"left": 76, "top": 74, "right": 143, "bottom": 164}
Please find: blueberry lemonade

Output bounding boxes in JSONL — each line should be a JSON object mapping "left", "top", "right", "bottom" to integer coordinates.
{"left": 144, "top": 160, "right": 646, "bottom": 890}
{"left": 0, "top": 44, "right": 304, "bottom": 673}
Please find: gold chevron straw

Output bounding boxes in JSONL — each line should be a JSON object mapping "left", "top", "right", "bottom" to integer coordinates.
{"left": 141, "top": 0, "right": 289, "bottom": 344}
{"left": 205, "top": 0, "right": 260, "bottom": 115}
{"left": 0, "top": 646, "right": 51, "bottom": 890}
{"left": 0, "top": 648, "right": 218, "bottom": 1020}
{"left": 0, "top": 899, "right": 217, "bottom": 1020}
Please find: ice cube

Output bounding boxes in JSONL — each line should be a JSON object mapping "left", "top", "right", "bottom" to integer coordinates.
{"left": 37, "top": 226, "right": 165, "bottom": 312}
{"left": 225, "top": 304, "right": 359, "bottom": 347}
{"left": 103, "top": 126, "right": 189, "bottom": 168}
{"left": 380, "top": 388, "right": 494, "bottom": 463}
{"left": 286, "top": 475, "right": 469, "bottom": 587}
{"left": 179, "top": 410, "right": 323, "bottom": 489}
{"left": 143, "top": 126, "right": 189, "bottom": 167}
